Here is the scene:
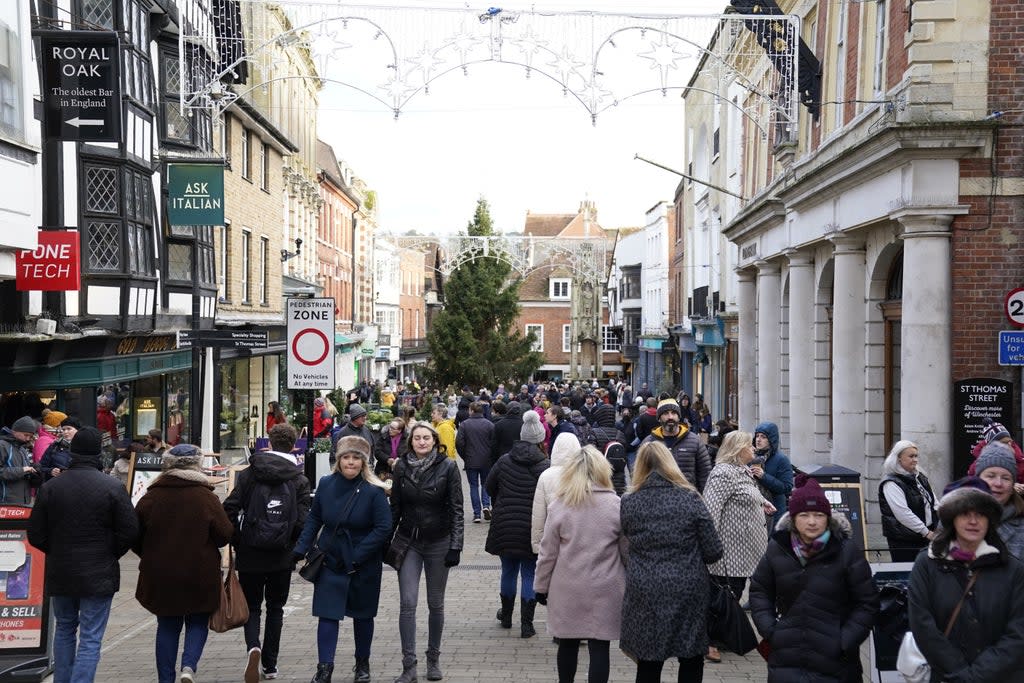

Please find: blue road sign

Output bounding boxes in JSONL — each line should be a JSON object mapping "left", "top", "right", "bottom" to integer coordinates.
{"left": 998, "top": 331, "right": 1024, "bottom": 366}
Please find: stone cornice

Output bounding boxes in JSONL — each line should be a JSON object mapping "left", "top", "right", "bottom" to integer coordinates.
{"left": 722, "top": 123, "right": 992, "bottom": 244}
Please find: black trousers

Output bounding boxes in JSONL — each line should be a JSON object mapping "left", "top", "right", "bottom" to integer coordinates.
{"left": 238, "top": 568, "right": 292, "bottom": 670}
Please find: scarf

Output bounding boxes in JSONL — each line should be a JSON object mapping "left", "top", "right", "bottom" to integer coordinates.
{"left": 161, "top": 468, "right": 210, "bottom": 484}
{"left": 391, "top": 433, "right": 402, "bottom": 459}
{"left": 404, "top": 450, "right": 440, "bottom": 484}
{"left": 949, "top": 542, "right": 976, "bottom": 564}
{"left": 791, "top": 529, "right": 831, "bottom": 566}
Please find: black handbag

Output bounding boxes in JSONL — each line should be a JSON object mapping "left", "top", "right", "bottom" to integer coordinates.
{"left": 384, "top": 529, "right": 411, "bottom": 570}
{"left": 298, "top": 484, "right": 361, "bottom": 583}
{"left": 707, "top": 578, "right": 758, "bottom": 655}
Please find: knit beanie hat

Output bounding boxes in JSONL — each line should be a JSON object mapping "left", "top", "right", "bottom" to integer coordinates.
{"left": 788, "top": 474, "right": 831, "bottom": 517}
{"left": 938, "top": 476, "right": 1002, "bottom": 528}
{"left": 975, "top": 441, "right": 1017, "bottom": 479}
{"left": 162, "top": 443, "right": 204, "bottom": 471}
{"left": 656, "top": 399, "right": 681, "bottom": 419}
{"left": 42, "top": 411, "right": 68, "bottom": 428}
{"left": 69, "top": 426, "right": 103, "bottom": 460}
{"left": 982, "top": 417, "right": 1012, "bottom": 444}
{"left": 314, "top": 397, "right": 325, "bottom": 407}
{"left": 520, "top": 410, "right": 545, "bottom": 444}
{"left": 348, "top": 404, "right": 367, "bottom": 419}
{"left": 60, "top": 416, "right": 82, "bottom": 430}
{"left": 336, "top": 435, "right": 370, "bottom": 460}
{"left": 11, "top": 416, "right": 39, "bottom": 434}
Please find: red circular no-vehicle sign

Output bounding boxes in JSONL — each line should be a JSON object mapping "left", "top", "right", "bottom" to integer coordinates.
{"left": 291, "top": 328, "right": 330, "bottom": 365}
{"left": 1006, "top": 288, "right": 1024, "bottom": 329}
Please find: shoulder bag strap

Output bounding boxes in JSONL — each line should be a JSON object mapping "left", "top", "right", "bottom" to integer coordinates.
{"left": 943, "top": 571, "right": 980, "bottom": 637}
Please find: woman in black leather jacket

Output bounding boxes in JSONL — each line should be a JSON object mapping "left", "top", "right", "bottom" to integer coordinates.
{"left": 390, "top": 421, "right": 464, "bottom": 683}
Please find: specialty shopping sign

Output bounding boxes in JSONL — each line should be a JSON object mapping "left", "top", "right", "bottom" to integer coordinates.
{"left": 287, "top": 298, "right": 335, "bottom": 390}
{"left": 15, "top": 230, "right": 81, "bottom": 291}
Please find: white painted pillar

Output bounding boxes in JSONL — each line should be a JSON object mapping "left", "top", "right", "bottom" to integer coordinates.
{"left": 737, "top": 269, "right": 757, "bottom": 430}
{"left": 786, "top": 249, "right": 815, "bottom": 461}
{"left": 830, "top": 235, "right": 866, "bottom": 472}
{"left": 895, "top": 210, "right": 958, "bottom": 491}
{"left": 756, "top": 260, "right": 781, "bottom": 426}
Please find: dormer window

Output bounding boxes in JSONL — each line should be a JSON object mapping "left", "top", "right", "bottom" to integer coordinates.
{"left": 550, "top": 278, "right": 571, "bottom": 300}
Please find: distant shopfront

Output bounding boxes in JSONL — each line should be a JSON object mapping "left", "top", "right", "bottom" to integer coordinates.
{"left": 0, "top": 334, "right": 194, "bottom": 447}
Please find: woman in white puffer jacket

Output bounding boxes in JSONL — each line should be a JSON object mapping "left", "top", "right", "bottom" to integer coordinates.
{"left": 531, "top": 432, "right": 582, "bottom": 553}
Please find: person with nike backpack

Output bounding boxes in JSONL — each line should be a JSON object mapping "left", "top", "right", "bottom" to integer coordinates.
{"left": 223, "top": 423, "right": 311, "bottom": 683}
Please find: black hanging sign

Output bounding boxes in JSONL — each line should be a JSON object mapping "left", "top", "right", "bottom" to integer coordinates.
{"left": 38, "top": 30, "right": 122, "bottom": 142}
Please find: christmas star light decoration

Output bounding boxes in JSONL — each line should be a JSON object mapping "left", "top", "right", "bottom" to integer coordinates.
{"left": 638, "top": 32, "right": 687, "bottom": 94}
{"left": 509, "top": 24, "right": 548, "bottom": 76}
{"left": 405, "top": 43, "right": 444, "bottom": 92}
{"left": 307, "top": 23, "right": 351, "bottom": 78}
{"left": 547, "top": 47, "right": 585, "bottom": 95}
{"left": 448, "top": 30, "right": 483, "bottom": 74}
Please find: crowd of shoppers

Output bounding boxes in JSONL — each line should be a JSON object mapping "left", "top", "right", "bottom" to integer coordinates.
{"left": 14, "top": 377, "right": 1024, "bottom": 683}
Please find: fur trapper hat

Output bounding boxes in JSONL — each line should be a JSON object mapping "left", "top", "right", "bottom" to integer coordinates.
{"left": 335, "top": 435, "right": 371, "bottom": 460}
{"left": 162, "top": 444, "right": 204, "bottom": 472}
{"left": 937, "top": 476, "right": 1003, "bottom": 528}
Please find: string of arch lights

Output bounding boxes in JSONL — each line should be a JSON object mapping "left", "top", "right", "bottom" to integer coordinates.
{"left": 180, "top": 1, "right": 806, "bottom": 136}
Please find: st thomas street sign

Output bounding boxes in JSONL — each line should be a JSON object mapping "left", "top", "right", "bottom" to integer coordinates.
{"left": 39, "top": 31, "right": 122, "bottom": 142}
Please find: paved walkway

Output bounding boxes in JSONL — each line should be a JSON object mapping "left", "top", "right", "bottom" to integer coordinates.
{"left": 72, "top": 474, "right": 780, "bottom": 682}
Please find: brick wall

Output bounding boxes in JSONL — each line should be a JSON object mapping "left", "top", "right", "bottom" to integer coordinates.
{"left": 951, "top": 0, "right": 1024, "bottom": 384}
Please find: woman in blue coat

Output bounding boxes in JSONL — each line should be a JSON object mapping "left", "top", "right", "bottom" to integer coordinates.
{"left": 295, "top": 436, "right": 392, "bottom": 683}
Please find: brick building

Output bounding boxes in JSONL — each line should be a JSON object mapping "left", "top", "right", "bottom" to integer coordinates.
{"left": 517, "top": 202, "right": 622, "bottom": 381}
{"left": 678, "top": 0, "right": 1023, "bottom": 545}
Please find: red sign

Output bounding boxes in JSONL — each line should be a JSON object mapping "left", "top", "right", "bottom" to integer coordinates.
{"left": 15, "top": 230, "right": 81, "bottom": 291}
{"left": 1006, "top": 287, "right": 1024, "bottom": 329}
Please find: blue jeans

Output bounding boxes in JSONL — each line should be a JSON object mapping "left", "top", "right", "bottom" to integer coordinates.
{"left": 51, "top": 595, "right": 113, "bottom": 683}
{"left": 465, "top": 467, "right": 491, "bottom": 517}
{"left": 155, "top": 614, "right": 209, "bottom": 683}
{"left": 499, "top": 556, "right": 536, "bottom": 601}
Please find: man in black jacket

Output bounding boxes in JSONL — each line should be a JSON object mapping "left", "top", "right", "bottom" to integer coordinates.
{"left": 224, "top": 423, "right": 311, "bottom": 683}
{"left": 456, "top": 402, "right": 495, "bottom": 522}
{"left": 28, "top": 427, "right": 139, "bottom": 683}
{"left": 492, "top": 401, "right": 524, "bottom": 464}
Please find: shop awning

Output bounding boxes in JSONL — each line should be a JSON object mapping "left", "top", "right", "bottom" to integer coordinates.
{"left": 676, "top": 334, "right": 698, "bottom": 353}
{"left": 335, "top": 333, "right": 358, "bottom": 348}
{"left": 693, "top": 318, "right": 726, "bottom": 347}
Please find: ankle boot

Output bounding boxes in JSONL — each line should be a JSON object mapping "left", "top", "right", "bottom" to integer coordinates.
{"left": 425, "top": 653, "right": 442, "bottom": 681}
{"left": 311, "top": 662, "right": 334, "bottom": 683}
{"left": 353, "top": 657, "right": 370, "bottom": 683}
{"left": 393, "top": 657, "right": 417, "bottom": 683}
{"left": 496, "top": 594, "right": 515, "bottom": 629}
{"left": 521, "top": 598, "right": 537, "bottom": 638}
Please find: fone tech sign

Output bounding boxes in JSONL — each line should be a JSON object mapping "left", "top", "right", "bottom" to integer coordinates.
{"left": 287, "top": 298, "right": 335, "bottom": 390}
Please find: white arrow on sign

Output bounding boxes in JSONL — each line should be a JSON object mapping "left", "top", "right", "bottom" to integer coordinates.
{"left": 66, "top": 117, "right": 104, "bottom": 128}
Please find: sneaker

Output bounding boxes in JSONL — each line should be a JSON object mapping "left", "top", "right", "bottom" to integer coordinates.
{"left": 473, "top": 516, "right": 481, "bottom": 523}
{"left": 260, "top": 664, "right": 278, "bottom": 680}
{"left": 180, "top": 667, "right": 196, "bottom": 683}
{"left": 245, "top": 647, "right": 261, "bottom": 683}
{"left": 483, "top": 506, "right": 492, "bottom": 520}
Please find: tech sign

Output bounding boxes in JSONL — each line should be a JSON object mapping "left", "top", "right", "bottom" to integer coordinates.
{"left": 15, "top": 231, "right": 81, "bottom": 291}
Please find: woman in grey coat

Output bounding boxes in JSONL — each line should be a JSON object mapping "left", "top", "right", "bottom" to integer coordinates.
{"left": 620, "top": 441, "right": 723, "bottom": 683}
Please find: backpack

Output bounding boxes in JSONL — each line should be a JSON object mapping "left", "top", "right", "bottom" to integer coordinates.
{"left": 239, "top": 478, "right": 298, "bottom": 551}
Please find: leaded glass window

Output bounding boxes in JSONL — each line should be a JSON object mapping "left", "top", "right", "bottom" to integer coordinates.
{"left": 87, "top": 221, "right": 121, "bottom": 271}
{"left": 167, "top": 242, "right": 192, "bottom": 281}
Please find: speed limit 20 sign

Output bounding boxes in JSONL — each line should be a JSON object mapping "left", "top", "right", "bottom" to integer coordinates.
{"left": 287, "top": 297, "right": 335, "bottom": 389}
{"left": 1006, "top": 288, "right": 1024, "bottom": 329}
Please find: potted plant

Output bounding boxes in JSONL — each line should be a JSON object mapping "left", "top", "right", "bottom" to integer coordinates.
{"left": 366, "top": 409, "right": 393, "bottom": 432}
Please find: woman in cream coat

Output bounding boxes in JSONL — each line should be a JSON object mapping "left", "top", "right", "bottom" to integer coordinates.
{"left": 531, "top": 433, "right": 582, "bottom": 553}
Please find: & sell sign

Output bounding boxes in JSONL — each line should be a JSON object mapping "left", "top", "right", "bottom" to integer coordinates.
{"left": 167, "top": 163, "right": 225, "bottom": 226}
{"left": 15, "top": 231, "right": 81, "bottom": 291}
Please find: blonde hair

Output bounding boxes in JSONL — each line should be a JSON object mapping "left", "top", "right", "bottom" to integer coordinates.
{"left": 715, "top": 431, "right": 753, "bottom": 467}
{"left": 332, "top": 442, "right": 387, "bottom": 489}
{"left": 556, "top": 445, "right": 613, "bottom": 507}
{"left": 630, "top": 441, "right": 696, "bottom": 492}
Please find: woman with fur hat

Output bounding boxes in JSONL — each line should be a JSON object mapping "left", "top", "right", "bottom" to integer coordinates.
{"left": 908, "top": 476, "right": 1024, "bottom": 681}
{"left": 485, "top": 411, "right": 549, "bottom": 638}
{"left": 294, "top": 436, "right": 392, "bottom": 683}
{"left": 974, "top": 441, "right": 1024, "bottom": 560}
{"left": 749, "top": 475, "right": 878, "bottom": 682}
{"left": 879, "top": 440, "right": 938, "bottom": 562}
{"left": 134, "top": 444, "right": 234, "bottom": 683}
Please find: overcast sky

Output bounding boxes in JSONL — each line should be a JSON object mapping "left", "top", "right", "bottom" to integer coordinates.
{"left": 315, "top": 0, "right": 728, "bottom": 234}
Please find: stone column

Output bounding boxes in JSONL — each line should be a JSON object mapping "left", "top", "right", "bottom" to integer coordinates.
{"left": 756, "top": 260, "right": 781, "bottom": 426}
{"left": 786, "top": 249, "right": 815, "bottom": 461}
{"left": 830, "top": 234, "right": 866, "bottom": 471}
{"left": 736, "top": 269, "right": 757, "bottom": 430}
{"left": 894, "top": 210, "right": 959, "bottom": 490}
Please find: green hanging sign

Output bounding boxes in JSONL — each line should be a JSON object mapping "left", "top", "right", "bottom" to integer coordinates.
{"left": 167, "top": 163, "right": 224, "bottom": 226}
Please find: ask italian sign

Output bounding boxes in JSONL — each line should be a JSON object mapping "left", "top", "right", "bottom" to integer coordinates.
{"left": 167, "top": 164, "right": 225, "bottom": 226}
{"left": 38, "top": 31, "right": 121, "bottom": 142}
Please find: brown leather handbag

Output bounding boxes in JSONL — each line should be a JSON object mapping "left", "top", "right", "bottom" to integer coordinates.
{"left": 209, "top": 547, "right": 249, "bottom": 633}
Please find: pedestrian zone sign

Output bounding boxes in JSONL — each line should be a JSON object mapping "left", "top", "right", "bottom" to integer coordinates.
{"left": 287, "top": 298, "right": 335, "bottom": 389}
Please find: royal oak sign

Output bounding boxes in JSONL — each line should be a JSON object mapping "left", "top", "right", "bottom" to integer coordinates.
{"left": 38, "top": 31, "right": 122, "bottom": 142}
